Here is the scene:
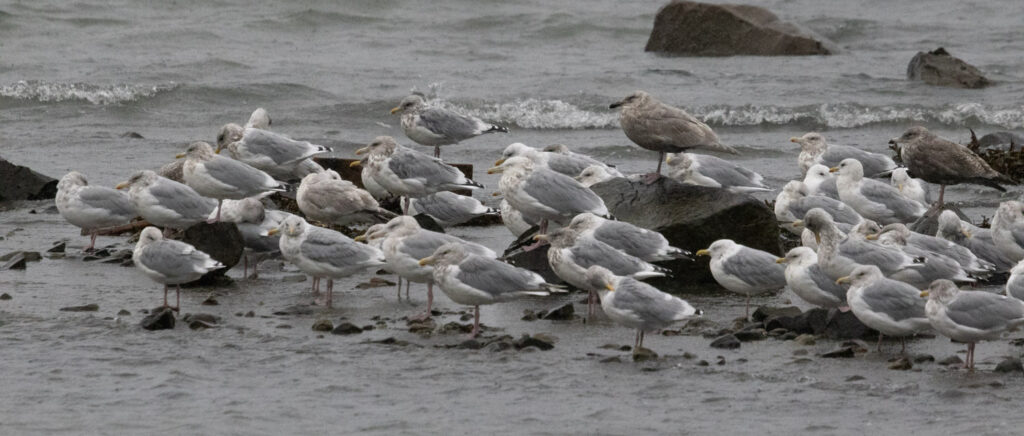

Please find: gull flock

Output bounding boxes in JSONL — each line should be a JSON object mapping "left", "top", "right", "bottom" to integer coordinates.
{"left": 52, "top": 91, "right": 1024, "bottom": 369}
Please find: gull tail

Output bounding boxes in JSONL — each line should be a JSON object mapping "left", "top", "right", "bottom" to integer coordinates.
{"left": 484, "top": 124, "right": 509, "bottom": 134}
{"left": 372, "top": 208, "right": 399, "bottom": 223}
{"left": 462, "top": 178, "right": 484, "bottom": 189}
{"left": 541, "top": 283, "right": 569, "bottom": 294}
{"left": 666, "top": 246, "right": 693, "bottom": 261}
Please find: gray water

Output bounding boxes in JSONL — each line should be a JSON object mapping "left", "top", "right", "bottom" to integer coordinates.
{"left": 3, "top": 0, "right": 1024, "bottom": 434}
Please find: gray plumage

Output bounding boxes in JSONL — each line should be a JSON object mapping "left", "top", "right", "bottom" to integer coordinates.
{"left": 569, "top": 213, "right": 690, "bottom": 262}
{"left": 359, "top": 136, "right": 482, "bottom": 198}
{"left": 926, "top": 280, "right": 1024, "bottom": 342}
{"left": 586, "top": 266, "right": 699, "bottom": 334}
{"left": 891, "top": 126, "right": 1014, "bottom": 192}
{"left": 990, "top": 201, "right": 1024, "bottom": 264}
{"left": 874, "top": 229, "right": 974, "bottom": 288}
{"left": 889, "top": 168, "right": 931, "bottom": 205}
{"left": 834, "top": 158, "right": 926, "bottom": 225}
{"left": 118, "top": 170, "right": 216, "bottom": 229}
{"left": 498, "top": 142, "right": 610, "bottom": 178}
{"left": 297, "top": 170, "right": 393, "bottom": 226}
{"left": 612, "top": 91, "right": 738, "bottom": 155}
{"left": 775, "top": 181, "right": 862, "bottom": 234}
{"left": 491, "top": 156, "right": 608, "bottom": 225}
{"left": 702, "top": 240, "right": 786, "bottom": 296}
{"left": 779, "top": 247, "right": 847, "bottom": 308}
{"left": 544, "top": 226, "right": 667, "bottom": 292}
{"left": 133, "top": 227, "right": 223, "bottom": 285}
{"left": 801, "top": 208, "right": 919, "bottom": 281}
{"left": 877, "top": 223, "right": 994, "bottom": 276}
{"left": 278, "top": 215, "right": 385, "bottom": 278}
{"left": 55, "top": 171, "right": 135, "bottom": 231}
{"left": 217, "top": 126, "right": 331, "bottom": 179}
{"left": 792, "top": 132, "right": 896, "bottom": 177}
{"left": 802, "top": 164, "right": 840, "bottom": 199}
{"left": 937, "top": 210, "right": 1016, "bottom": 272}
{"left": 666, "top": 152, "right": 769, "bottom": 192}
{"left": 408, "top": 191, "right": 497, "bottom": 227}
{"left": 181, "top": 141, "right": 285, "bottom": 201}
{"left": 1006, "top": 260, "right": 1024, "bottom": 301}
{"left": 843, "top": 265, "right": 930, "bottom": 338}
{"left": 392, "top": 94, "right": 507, "bottom": 154}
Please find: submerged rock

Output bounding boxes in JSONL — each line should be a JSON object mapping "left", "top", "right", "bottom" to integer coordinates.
{"left": 513, "top": 334, "right": 555, "bottom": 351}
{"left": 907, "top": 48, "right": 990, "bottom": 89}
{"left": 60, "top": 303, "right": 99, "bottom": 312}
{"left": 332, "top": 322, "right": 363, "bottom": 335}
{"left": 710, "top": 334, "right": 741, "bottom": 349}
{"left": 820, "top": 347, "right": 856, "bottom": 358}
{"left": 0, "top": 156, "right": 58, "bottom": 202}
{"left": 311, "top": 319, "right": 334, "bottom": 332}
{"left": 181, "top": 222, "right": 243, "bottom": 284}
{"left": 541, "top": 302, "right": 575, "bottom": 321}
{"left": 888, "top": 357, "right": 913, "bottom": 370}
{"left": 633, "top": 347, "right": 658, "bottom": 362}
{"left": 140, "top": 307, "right": 176, "bottom": 330}
{"left": 977, "top": 131, "right": 1024, "bottom": 153}
{"left": 994, "top": 357, "right": 1023, "bottom": 373}
{"left": 645, "top": 1, "right": 831, "bottom": 56}
{"left": 0, "top": 293, "right": 11, "bottom": 300}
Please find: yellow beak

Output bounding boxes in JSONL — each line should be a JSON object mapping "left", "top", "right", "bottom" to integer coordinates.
{"left": 789, "top": 137, "right": 800, "bottom": 143}
{"left": 919, "top": 291, "right": 929, "bottom": 298}
{"left": 487, "top": 166, "right": 503, "bottom": 174}
{"left": 390, "top": 106, "right": 402, "bottom": 114}
{"left": 354, "top": 234, "right": 367, "bottom": 242}
{"left": 775, "top": 257, "right": 787, "bottom": 264}
{"left": 491, "top": 192, "right": 501, "bottom": 197}
{"left": 897, "top": 184, "right": 904, "bottom": 192}
{"left": 418, "top": 256, "right": 435, "bottom": 266}
{"left": 814, "top": 232, "right": 821, "bottom": 245}
{"left": 349, "top": 160, "right": 362, "bottom": 168}
{"left": 355, "top": 146, "right": 370, "bottom": 155}
{"left": 115, "top": 182, "right": 129, "bottom": 190}
{"left": 835, "top": 276, "right": 850, "bottom": 285}
{"left": 962, "top": 229, "right": 972, "bottom": 238}
{"left": 829, "top": 167, "right": 839, "bottom": 173}
{"left": 175, "top": 153, "right": 186, "bottom": 159}
{"left": 695, "top": 249, "right": 710, "bottom": 257}
{"left": 792, "top": 220, "right": 804, "bottom": 228}
{"left": 533, "top": 234, "right": 548, "bottom": 241}
{"left": 605, "top": 283, "right": 615, "bottom": 292}
{"left": 214, "top": 144, "right": 224, "bottom": 154}
{"left": 266, "top": 228, "right": 279, "bottom": 236}
{"left": 865, "top": 234, "right": 878, "bottom": 240}
{"left": 494, "top": 158, "right": 506, "bottom": 167}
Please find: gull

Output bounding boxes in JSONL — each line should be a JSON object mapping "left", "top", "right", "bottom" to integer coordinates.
{"left": 390, "top": 94, "right": 508, "bottom": 158}
{"left": 802, "top": 164, "right": 840, "bottom": 199}
{"left": 611, "top": 90, "right": 738, "bottom": 183}
{"left": 791, "top": 132, "right": 895, "bottom": 177}
{"left": 488, "top": 156, "right": 607, "bottom": 237}
{"left": 585, "top": 266, "right": 701, "bottom": 352}
{"left": 836, "top": 265, "right": 930, "bottom": 352}
{"left": 116, "top": 170, "right": 216, "bottom": 232}
{"left": 133, "top": 227, "right": 223, "bottom": 311}
{"left": 777, "top": 247, "right": 848, "bottom": 309}
{"left": 889, "top": 168, "right": 930, "bottom": 205}
{"left": 890, "top": 126, "right": 1014, "bottom": 205}
{"left": 872, "top": 223, "right": 995, "bottom": 277}
{"left": 575, "top": 165, "right": 624, "bottom": 188}
{"left": 1007, "top": 260, "right": 1024, "bottom": 301}
{"left": 419, "top": 242, "right": 561, "bottom": 338}
{"left": 832, "top": 158, "right": 926, "bottom": 225}
{"left": 568, "top": 213, "right": 691, "bottom": 262}
{"left": 215, "top": 197, "right": 293, "bottom": 279}
{"left": 990, "top": 200, "right": 1024, "bottom": 264}
{"left": 869, "top": 224, "right": 975, "bottom": 288}
{"left": 408, "top": 191, "right": 498, "bottom": 227}
{"left": 775, "top": 180, "right": 862, "bottom": 235}
{"left": 696, "top": 239, "right": 786, "bottom": 317}
{"left": 216, "top": 124, "right": 331, "bottom": 180}
{"left": 797, "top": 208, "right": 921, "bottom": 281}
{"left": 496, "top": 142, "right": 612, "bottom": 178}
{"left": 665, "top": 152, "right": 770, "bottom": 192}
{"left": 499, "top": 198, "right": 535, "bottom": 238}
{"left": 922, "top": 279, "right": 1024, "bottom": 369}
{"left": 270, "top": 215, "right": 386, "bottom": 308}
{"left": 178, "top": 141, "right": 286, "bottom": 223}
{"left": 55, "top": 171, "right": 135, "bottom": 251}
{"left": 297, "top": 170, "right": 395, "bottom": 226}
{"left": 937, "top": 210, "right": 1016, "bottom": 272}
{"left": 543, "top": 144, "right": 618, "bottom": 170}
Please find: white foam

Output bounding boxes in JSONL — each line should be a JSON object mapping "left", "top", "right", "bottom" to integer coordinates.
{"left": 0, "top": 80, "right": 173, "bottom": 105}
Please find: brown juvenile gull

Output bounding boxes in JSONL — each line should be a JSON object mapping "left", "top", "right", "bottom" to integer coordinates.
{"left": 178, "top": 141, "right": 286, "bottom": 223}
{"left": 836, "top": 265, "right": 930, "bottom": 353}
{"left": 922, "top": 279, "right": 1024, "bottom": 369}
{"left": 696, "top": 239, "right": 786, "bottom": 317}
{"left": 55, "top": 171, "right": 135, "bottom": 251}
{"left": 610, "top": 90, "right": 738, "bottom": 183}
{"left": 390, "top": 94, "right": 508, "bottom": 158}
{"left": 832, "top": 158, "right": 926, "bottom": 225}
{"left": 585, "top": 265, "right": 701, "bottom": 352}
{"left": 890, "top": 126, "right": 1014, "bottom": 205}
{"left": 133, "top": 226, "right": 223, "bottom": 312}
{"left": 791, "top": 132, "right": 896, "bottom": 177}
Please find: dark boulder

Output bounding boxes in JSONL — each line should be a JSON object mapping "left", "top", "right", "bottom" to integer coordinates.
{"left": 140, "top": 307, "right": 176, "bottom": 330}
{"left": 0, "top": 156, "right": 57, "bottom": 202}
{"left": 181, "top": 222, "right": 243, "bottom": 284}
{"left": 504, "top": 244, "right": 563, "bottom": 285}
{"left": 645, "top": 1, "right": 832, "bottom": 56}
{"left": 907, "top": 48, "right": 990, "bottom": 89}
{"left": 977, "top": 131, "right": 1024, "bottom": 153}
{"left": 589, "top": 177, "right": 780, "bottom": 288}
{"left": 710, "top": 334, "right": 741, "bottom": 349}
{"left": 765, "top": 308, "right": 876, "bottom": 339}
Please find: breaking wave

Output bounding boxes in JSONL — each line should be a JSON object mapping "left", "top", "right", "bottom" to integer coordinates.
{"left": 0, "top": 81, "right": 175, "bottom": 105}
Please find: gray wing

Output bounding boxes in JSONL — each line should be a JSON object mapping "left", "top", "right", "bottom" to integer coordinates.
{"left": 861, "top": 279, "right": 926, "bottom": 322}
{"left": 237, "top": 222, "right": 279, "bottom": 253}
{"left": 412, "top": 192, "right": 487, "bottom": 225}
{"left": 859, "top": 180, "right": 924, "bottom": 219}
{"left": 139, "top": 240, "right": 212, "bottom": 278}
{"left": 204, "top": 156, "right": 276, "bottom": 191}
{"left": 242, "top": 129, "right": 323, "bottom": 165}
{"left": 79, "top": 186, "right": 135, "bottom": 217}
{"left": 694, "top": 155, "right": 764, "bottom": 188}
{"left": 614, "top": 278, "right": 691, "bottom": 324}
{"left": 522, "top": 169, "right": 606, "bottom": 216}
{"left": 720, "top": 247, "right": 786, "bottom": 288}
{"left": 301, "top": 228, "right": 380, "bottom": 269}
{"left": 593, "top": 221, "right": 669, "bottom": 259}
{"left": 546, "top": 154, "right": 594, "bottom": 177}
{"left": 790, "top": 196, "right": 862, "bottom": 226}
{"left": 399, "top": 231, "right": 462, "bottom": 259}
{"left": 417, "top": 107, "right": 485, "bottom": 142}
{"left": 822, "top": 145, "right": 896, "bottom": 176}
{"left": 454, "top": 256, "right": 544, "bottom": 297}
{"left": 569, "top": 239, "right": 652, "bottom": 276}
{"left": 808, "top": 264, "right": 848, "bottom": 302}
{"left": 818, "top": 177, "right": 840, "bottom": 199}
{"left": 838, "top": 239, "right": 910, "bottom": 272}
{"left": 148, "top": 180, "right": 216, "bottom": 219}
{"left": 388, "top": 149, "right": 464, "bottom": 185}
{"left": 947, "top": 292, "right": 1024, "bottom": 331}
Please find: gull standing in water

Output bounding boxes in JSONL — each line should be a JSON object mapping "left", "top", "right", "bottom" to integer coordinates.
{"left": 132, "top": 227, "right": 223, "bottom": 311}
{"left": 116, "top": 170, "right": 216, "bottom": 233}
{"left": 419, "top": 242, "right": 562, "bottom": 338}
{"left": 585, "top": 266, "right": 701, "bottom": 352}
{"left": 791, "top": 132, "right": 895, "bottom": 177}
{"left": 922, "top": 279, "right": 1024, "bottom": 369}
{"left": 611, "top": 90, "right": 738, "bottom": 183}
{"left": 390, "top": 94, "right": 508, "bottom": 158}
{"left": 178, "top": 141, "right": 286, "bottom": 223}
{"left": 696, "top": 239, "right": 786, "bottom": 317}
{"left": 55, "top": 171, "right": 135, "bottom": 251}
{"left": 837, "top": 265, "right": 930, "bottom": 353}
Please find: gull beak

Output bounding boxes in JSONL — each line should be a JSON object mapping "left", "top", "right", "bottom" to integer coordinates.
{"left": 349, "top": 160, "right": 362, "bottom": 168}
{"left": 215, "top": 144, "right": 224, "bottom": 154}
{"left": 390, "top": 106, "right": 402, "bottom": 115}
{"left": 418, "top": 256, "right": 435, "bottom": 266}
{"left": 494, "top": 158, "right": 506, "bottom": 167}
{"left": 355, "top": 146, "right": 370, "bottom": 155}
{"left": 829, "top": 167, "right": 839, "bottom": 173}
{"left": 962, "top": 229, "right": 972, "bottom": 238}
{"left": 605, "top": 283, "right": 615, "bottom": 292}
{"left": 354, "top": 234, "right": 367, "bottom": 242}
{"left": 889, "top": 137, "right": 899, "bottom": 145}
{"left": 266, "top": 228, "right": 279, "bottom": 236}
{"left": 115, "top": 182, "right": 129, "bottom": 190}
{"left": 609, "top": 101, "right": 623, "bottom": 109}
{"left": 815, "top": 232, "right": 821, "bottom": 245}
{"left": 533, "top": 234, "right": 548, "bottom": 242}
{"left": 775, "top": 257, "right": 787, "bottom": 264}
{"left": 695, "top": 249, "right": 710, "bottom": 257}
{"left": 175, "top": 153, "right": 186, "bottom": 159}
{"left": 789, "top": 137, "right": 800, "bottom": 144}
{"left": 491, "top": 192, "right": 501, "bottom": 197}
{"left": 487, "top": 166, "right": 504, "bottom": 175}
{"left": 835, "top": 276, "right": 850, "bottom": 285}
{"left": 792, "top": 220, "right": 804, "bottom": 228}
{"left": 865, "top": 234, "right": 879, "bottom": 241}
{"left": 919, "top": 291, "right": 929, "bottom": 298}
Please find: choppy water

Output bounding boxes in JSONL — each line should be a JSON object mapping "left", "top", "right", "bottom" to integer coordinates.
{"left": 3, "top": 0, "right": 1024, "bottom": 434}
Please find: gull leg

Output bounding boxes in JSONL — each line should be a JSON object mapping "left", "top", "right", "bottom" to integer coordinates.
{"left": 434, "top": 146, "right": 441, "bottom": 158}
{"left": 243, "top": 255, "right": 248, "bottom": 281}
{"left": 634, "top": 330, "right": 640, "bottom": 350}
{"left": 470, "top": 305, "right": 481, "bottom": 338}
{"left": 642, "top": 152, "right": 665, "bottom": 184}
{"left": 405, "top": 280, "right": 411, "bottom": 300}
{"left": 174, "top": 285, "right": 181, "bottom": 312}
{"left": 326, "top": 279, "right": 333, "bottom": 308}
{"left": 401, "top": 197, "right": 409, "bottom": 215}
{"left": 163, "top": 285, "right": 169, "bottom": 308}
{"left": 876, "top": 333, "right": 884, "bottom": 352}
{"left": 522, "top": 220, "right": 549, "bottom": 252}
{"left": 396, "top": 277, "right": 402, "bottom": 300}
{"left": 409, "top": 283, "right": 434, "bottom": 321}
{"left": 86, "top": 233, "right": 97, "bottom": 252}
{"left": 745, "top": 295, "right": 751, "bottom": 319}
{"left": 208, "top": 199, "right": 223, "bottom": 224}
{"left": 937, "top": 185, "right": 945, "bottom": 207}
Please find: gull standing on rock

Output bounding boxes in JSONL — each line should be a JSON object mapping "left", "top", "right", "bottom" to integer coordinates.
{"left": 568, "top": 213, "right": 690, "bottom": 262}
{"left": 390, "top": 94, "right": 508, "bottom": 158}
{"left": 665, "top": 152, "right": 770, "bottom": 192}
{"left": 791, "top": 132, "right": 896, "bottom": 177}
{"left": 937, "top": 210, "right": 1016, "bottom": 272}
{"left": 496, "top": 142, "right": 613, "bottom": 178}
{"left": 55, "top": 171, "right": 136, "bottom": 251}
{"left": 890, "top": 126, "right": 1014, "bottom": 205}
{"left": 696, "top": 239, "right": 786, "bottom": 317}
{"left": 179, "top": 141, "right": 286, "bottom": 223}
{"left": 133, "top": 227, "right": 223, "bottom": 311}
{"left": 355, "top": 136, "right": 483, "bottom": 213}
{"left": 216, "top": 124, "right": 331, "bottom": 180}
{"left": 922, "top": 279, "right": 1024, "bottom": 369}
{"left": 889, "top": 168, "right": 930, "bottom": 205}
{"left": 611, "top": 90, "right": 738, "bottom": 183}
{"left": 297, "top": 170, "right": 395, "bottom": 226}
{"left": 116, "top": 170, "right": 216, "bottom": 232}
{"left": 777, "top": 247, "right": 848, "bottom": 309}
{"left": 872, "top": 223, "right": 994, "bottom": 277}
{"left": 543, "top": 144, "right": 617, "bottom": 170}
{"left": 488, "top": 156, "right": 607, "bottom": 237}
{"left": 870, "top": 225, "right": 975, "bottom": 288}
{"left": 585, "top": 266, "right": 701, "bottom": 352}
{"left": 802, "top": 164, "right": 840, "bottom": 199}
{"left": 990, "top": 201, "right": 1024, "bottom": 264}
{"left": 836, "top": 265, "right": 930, "bottom": 353}
{"left": 270, "top": 216, "right": 386, "bottom": 308}
{"left": 832, "top": 159, "right": 926, "bottom": 225}
{"left": 408, "top": 191, "right": 498, "bottom": 227}
{"left": 419, "top": 242, "right": 562, "bottom": 338}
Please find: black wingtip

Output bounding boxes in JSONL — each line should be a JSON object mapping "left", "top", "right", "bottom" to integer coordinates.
{"left": 486, "top": 125, "right": 509, "bottom": 134}
{"left": 465, "top": 179, "right": 484, "bottom": 189}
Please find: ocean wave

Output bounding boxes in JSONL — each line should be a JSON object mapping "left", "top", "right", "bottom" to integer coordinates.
{"left": 434, "top": 98, "right": 1024, "bottom": 130}
{"left": 0, "top": 81, "right": 174, "bottom": 105}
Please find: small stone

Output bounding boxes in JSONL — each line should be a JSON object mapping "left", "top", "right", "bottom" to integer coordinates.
{"left": 521, "top": 310, "right": 538, "bottom": 321}
{"left": 3, "top": 254, "right": 27, "bottom": 270}
{"left": 780, "top": 331, "right": 799, "bottom": 340}
{"left": 439, "top": 322, "right": 473, "bottom": 334}
{"left": 541, "top": 303, "right": 575, "bottom": 321}
{"left": 767, "top": 328, "right": 788, "bottom": 337}
{"left": 484, "top": 341, "right": 512, "bottom": 352}
{"left": 355, "top": 277, "right": 396, "bottom": 289}
{"left": 244, "top": 311, "right": 255, "bottom": 317}
{"left": 792, "top": 349, "right": 808, "bottom": 356}
{"left": 120, "top": 131, "right": 145, "bottom": 139}
{"left": 311, "top": 319, "right": 334, "bottom": 332}
{"left": 633, "top": 347, "right": 658, "bottom": 362}
{"left": 994, "top": 357, "right": 1024, "bottom": 373}
{"left": 276, "top": 324, "right": 292, "bottom": 329}
{"left": 60, "top": 303, "right": 99, "bottom": 312}
{"left": 533, "top": 333, "right": 558, "bottom": 345}
{"left": 845, "top": 375, "right": 865, "bottom": 382}
{"left": 189, "top": 319, "right": 215, "bottom": 330}
{"left": 116, "top": 309, "right": 130, "bottom": 316}
{"left": 600, "top": 356, "right": 622, "bottom": 363}
{"left": 361, "top": 325, "right": 374, "bottom": 331}
{"left": 140, "top": 307, "right": 175, "bottom": 330}
{"left": 697, "top": 360, "right": 709, "bottom": 366}
{"left": 281, "top": 274, "right": 307, "bottom": 283}
{"left": 938, "top": 355, "right": 964, "bottom": 366}
{"left": 682, "top": 352, "right": 696, "bottom": 359}
{"left": 459, "top": 313, "right": 472, "bottom": 322}
{"left": 407, "top": 318, "right": 437, "bottom": 334}
{"left": 46, "top": 242, "right": 66, "bottom": 253}
{"left": 201, "top": 296, "right": 219, "bottom": 306}
{"left": 794, "top": 334, "right": 816, "bottom": 346}
{"left": 0, "top": 293, "right": 11, "bottom": 300}
{"left": 1010, "top": 338, "right": 1024, "bottom": 347}
{"left": 820, "top": 347, "right": 856, "bottom": 358}
{"left": 734, "top": 329, "right": 767, "bottom": 342}
{"left": 751, "top": 306, "right": 802, "bottom": 322}
{"left": 709, "top": 334, "right": 741, "bottom": 349}
{"left": 716, "top": 356, "right": 726, "bottom": 365}
{"left": 513, "top": 334, "right": 555, "bottom": 351}
{"left": 332, "top": 322, "right": 363, "bottom": 335}
{"left": 888, "top": 357, "right": 913, "bottom": 370}
{"left": 459, "top": 339, "right": 483, "bottom": 350}
{"left": 913, "top": 354, "right": 935, "bottom": 364}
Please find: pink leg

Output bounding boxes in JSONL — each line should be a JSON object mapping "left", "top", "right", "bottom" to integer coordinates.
{"left": 174, "top": 285, "right": 181, "bottom": 312}
{"left": 86, "top": 233, "right": 98, "bottom": 252}
{"left": 876, "top": 333, "right": 884, "bottom": 352}
{"left": 634, "top": 330, "right": 640, "bottom": 349}
{"left": 405, "top": 280, "right": 410, "bottom": 300}
{"left": 409, "top": 283, "right": 435, "bottom": 321}
{"left": 745, "top": 295, "right": 751, "bottom": 319}
{"left": 937, "top": 185, "right": 945, "bottom": 206}
{"left": 243, "top": 255, "right": 249, "bottom": 280}
{"left": 401, "top": 197, "right": 409, "bottom": 215}
{"left": 641, "top": 152, "right": 665, "bottom": 185}
{"left": 639, "top": 331, "right": 645, "bottom": 349}
{"left": 396, "top": 277, "right": 402, "bottom": 300}
{"left": 208, "top": 199, "right": 223, "bottom": 224}
{"left": 470, "top": 305, "right": 481, "bottom": 338}
{"left": 434, "top": 146, "right": 440, "bottom": 158}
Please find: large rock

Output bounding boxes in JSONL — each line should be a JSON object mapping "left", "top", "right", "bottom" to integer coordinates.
{"left": 977, "top": 131, "right": 1024, "bottom": 153}
{"left": 590, "top": 177, "right": 780, "bottom": 288}
{"left": 645, "top": 1, "right": 832, "bottom": 56}
{"left": 181, "top": 222, "right": 244, "bottom": 284}
{"left": 0, "top": 156, "right": 57, "bottom": 202}
{"left": 907, "top": 48, "right": 990, "bottom": 89}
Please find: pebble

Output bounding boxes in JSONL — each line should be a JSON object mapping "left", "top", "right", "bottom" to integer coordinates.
{"left": 3, "top": 254, "right": 27, "bottom": 270}
{"left": 888, "top": 357, "right": 913, "bottom": 370}
{"left": 794, "top": 334, "right": 816, "bottom": 346}
{"left": 311, "top": 319, "right": 334, "bottom": 332}
{"left": 767, "top": 328, "right": 788, "bottom": 337}
{"left": 332, "top": 322, "right": 363, "bottom": 335}
{"left": 845, "top": 375, "right": 865, "bottom": 382}
{"left": 632, "top": 347, "right": 658, "bottom": 362}
{"left": 938, "top": 355, "right": 964, "bottom": 366}
{"left": 140, "top": 307, "right": 175, "bottom": 330}
{"left": 117, "top": 309, "right": 131, "bottom": 316}
{"left": 541, "top": 303, "right": 575, "bottom": 321}
{"left": 281, "top": 274, "right": 307, "bottom": 283}
{"left": 407, "top": 318, "right": 437, "bottom": 334}
{"left": 521, "top": 310, "right": 538, "bottom": 321}
{"left": 820, "top": 347, "right": 856, "bottom": 358}
{"left": 709, "top": 334, "right": 741, "bottom": 349}
{"left": 994, "top": 357, "right": 1023, "bottom": 373}
{"left": 513, "top": 334, "right": 555, "bottom": 351}
{"left": 46, "top": 242, "right": 66, "bottom": 253}
{"left": 60, "top": 304, "right": 99, "bottom": 312}
{"left": 0, "top": 293, "right": 11, "bottom": 300}
{"left": 276, "top": 324, "right": 293, "bottom": 329}
{"left": 734, "top": 328, "right": 767, "bottom": 342}
{"left": 912, "top": 354, "right": 935, "bottom": 364}
{"left": 600, "top": 356, "right": 622, "bottom": 364}
{"left": 244, "top": 311, "right": 255, "bottom": 317}
{"left": 459, "top": 339, "right": 483, "bottom": 350}
{"left": 780, "top": 331, "right": 799, "bottom": 340}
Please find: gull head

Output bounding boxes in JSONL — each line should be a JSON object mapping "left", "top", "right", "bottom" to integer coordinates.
{"left": 247, "top": 107, "right": 271, "bottom": 129}
{"left": 216, "top": 123, "right": 244, "bottom": 153}
{"left": 830, "top": 158, "right": 864, "bottom": 180}
{"left": 179, "top": 141, "right": 216, "bottom": 160}
{"left": 836, "top": 264, "right": 882, "bottom": 286}
{"left": 664, "top": 152, "right": 694, "bottom": 169}
{"left": 937, "top": 210, "right": 969, "bottom": 239}
{"left": 137, "top": 227, "right": 164, "bottom": 247}
{"left": 779, "top": 246, "right": 816, "bottom": 266}
{"left": 568, "top": 212, "right": 602, "bottom": 232}
{"left": 391, "top": 94, "right": 426, "bottom": 115}
{"left": 356, "top": 136, "right": 398, "bottom": 156}
{"left": 495, "top": 143, "right": 534, "bottom": 166}
{"left": 279, "top": 215, "right": 308, "bottom": 238}
{"left": 58, "top": 171, "right": 89, "bottom": 191}
{"left": 117, "top": 170, "right": 159, "bottom": 190}
{"left": 419, "top": 242, "right": 470, "bottom": 267}
{"left": 696, "top": 239, "right": 736, "bottom": 259}
{"left": 584, "top": 265, "right": 617, "bottom": 293}
{"left": 921, "top": 279, "right": 959, "bottom": 301}
{"left": 802, "top": 208, "right": 836, "bottom": 243}
{"left": 487, "top": 156, "right": 533, "bottom": 174}
{"left": 890, "top": 125, "right": 930, "bottom": 145}
{"left": 543, "top": 144, "right": 570, "bottom": 154}
{"left": 790, "top": 132, "right": 827, "bottom": 153}
{"left": 609, "top": 90, "right": 650, "bottom": 109}
{"left": 575, "top": 165, "right": 616, "bottom": 187}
